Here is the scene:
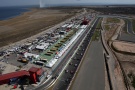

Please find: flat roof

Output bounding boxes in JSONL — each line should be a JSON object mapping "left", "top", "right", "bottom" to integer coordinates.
{"left": 0, "top": 70, "right": 30, "bottom": 81}
{"left": 29, "top": 67, "right": 39, "bottom": 72}
{"left": 24, "top": 52, "right": 39, "bottom": 59}
{"left": 36, "top": 43, "right": 49, "bottom": 50}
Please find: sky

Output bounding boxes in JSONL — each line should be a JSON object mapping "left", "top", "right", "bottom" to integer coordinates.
{"left": 0, "top": 0, "right": 40, "bottom": 7}
{"left": 0, "top": 0, "right": 135, "bottom": 7}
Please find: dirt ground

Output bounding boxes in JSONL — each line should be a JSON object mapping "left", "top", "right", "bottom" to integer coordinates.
{"left": 104, "top": 17, "right": 135, "bottom": 90}
{"left": 0, "top": 8, "right": 79, "bottom": 47}
{"left": 112, "top": 41, "right": 135, "bottom": 54}
{"left": 103, "top": 18, "right": 128, "bottom": 90}
{"left": 104, "top": 18, "right": 120, "bottom": 41}
{"left": 114, "top": 46, "right": 135, "bottom": 90}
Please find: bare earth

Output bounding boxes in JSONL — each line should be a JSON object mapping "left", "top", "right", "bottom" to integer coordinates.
{"left": 112, "top": 41, "right": 135, "bottom": 54}
{"left": 103, "top": 18, "right": 127, "bottom": 90}
{"left": 104, "top": 17, "right": 135, "bottom": 90}
{"left": 0, "top": 8, "right": 78, "bottom": 47}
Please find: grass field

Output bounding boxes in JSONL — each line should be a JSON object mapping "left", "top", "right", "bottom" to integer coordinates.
{"left": 106, "top": 18, "right": 120, "bottom": 23}
{"left": 92, "top": 18, "right": 102, "bottom": 41}
{"left": 123, "top": 19, "right": 128, "bottom": 32}
{"left": 96, "top": 18, "right": 102, "bottom": 29}
{"left": 92, "top": 30, "right": 100, "bottom": 41}
{"left": 104, "top": 25, "right": 110, "bottom": 31}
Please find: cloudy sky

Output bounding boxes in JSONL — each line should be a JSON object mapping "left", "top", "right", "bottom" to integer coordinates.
{"left": 0, "top": 0, "right": 135, "bottom": 7}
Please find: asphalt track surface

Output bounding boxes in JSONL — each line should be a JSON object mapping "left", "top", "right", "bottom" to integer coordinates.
{"left": 118, "top": 18, "right": 135, "bottom": 42}
{"left": 118, "top": 33, "right": 135, "bottom": 43}
{"left": 71, "top": 41, "right": 105, "bottom": 90}
{"left": 33, "top": 15, "right": 90, "bottom": 90}
{"left": 126, "top": 19, "right": 134, "bottom": 34}
{"left": 33, "top": 17, "right": 100, "bottom": 90}
{"left": 52, "top": 18, "right": 100, "bottom": 90}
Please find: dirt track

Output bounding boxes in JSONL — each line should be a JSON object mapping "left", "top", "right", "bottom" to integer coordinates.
{"left": 0, "top": 8, "right": 79, "bottom": 47}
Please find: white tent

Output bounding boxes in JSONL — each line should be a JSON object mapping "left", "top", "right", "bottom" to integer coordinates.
{"left": 46, "top": 59, "right": 58, "bottom": 68}
{"left": 24, "top": 52, "right": 39, "bottom": 59}
{"left": 36, "top": 43, "right": 49, "bottom": 50}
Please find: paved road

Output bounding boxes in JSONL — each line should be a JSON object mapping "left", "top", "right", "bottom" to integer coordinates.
{"left": 52, "top": 18, "right": 100, "bottom": 90}
{"left": 118, "top": 33, "right": 135, "bottom": 42}
{"left": 126, "top": 19, "right": 134, "bottom": 34}
{"left": 33, "top": 17, "right": 99, "bottom": 90}
{"left": 52, "top": 27, "right": 92, "bottom": 90}
{"left": 118, "top": 18, "right": 135, "bottom": 42}
{"left": 99, "top": 15, "right": 135, "bottom": 35}
{"left": 71, "top": 41, "right": 105, "bottom": 90}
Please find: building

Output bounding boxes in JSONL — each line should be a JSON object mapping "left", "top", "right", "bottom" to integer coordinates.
{"left": 24, "top": 52, "right": 39, "bottom": 59}
{"left": 0, "top": 67, "right": 45, "bottom": 85}
{"left": 0, "top": 70, "right": 30, "bottom": 85}
{"left": 36, "top": 43, "right": 49, "bottom": 50}
{"left": 28, "top": 67, "right": 45, "bottom": 83}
